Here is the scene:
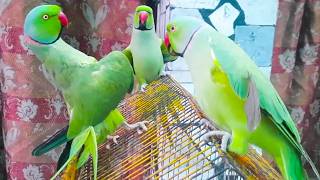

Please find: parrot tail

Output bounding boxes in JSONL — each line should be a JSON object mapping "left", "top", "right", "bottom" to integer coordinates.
{"left": 300, "top": 147, "right": 320, "bottom": 179}
{"left": 32, "top": 126, "right": 69, "bottom": 156}
{"left": 57, "top": 140, "right": 72, "bottom": 170}
{"left": 275, "top": 144, "right": 307, "bottom": 180}
{"left": 51, "top": 126, "right": 98, "bottom": 180}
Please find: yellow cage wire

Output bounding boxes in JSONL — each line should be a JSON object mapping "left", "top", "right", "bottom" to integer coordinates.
{"left": 61, "top": 75, "right": 281, "bottom": 180}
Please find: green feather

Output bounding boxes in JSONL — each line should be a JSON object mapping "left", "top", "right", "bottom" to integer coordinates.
{"left": 51, "top": 127, "right": 98, "bottom": 180}
{"left": 25, "top": 5, "right": 134, "bottom": 179}
{"left": 208, "top": 29, "right": 301, "bottom": 143}
{"left": 166, "top": 16, "right": 319, "bottom": 179}
{"left": 209, "top": 27, "right": 319, "bottom": 178}
{"left": 32, "top": 126, "right": 68, "bottom": 156}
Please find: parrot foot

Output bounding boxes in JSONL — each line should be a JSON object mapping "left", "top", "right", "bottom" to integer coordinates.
{"left": 140, "top": 83, "right": 148, "bottom": 92}
{"left": 123, "top": 121, "right": 148, "bottom": 134}
{"left": 108, "top": 135, "right": 120, "bottom": 144}
{"left": 159, "top": 70, "right": 168, "bottom": 77}
{"left": 201, "top": 130, "right": 231, "bottom": 152}
{"left": 105, "top": 135, "right": 120, "bottom": 150}
{"left": 199, "top": 118, "right": 215, "bottom": 130}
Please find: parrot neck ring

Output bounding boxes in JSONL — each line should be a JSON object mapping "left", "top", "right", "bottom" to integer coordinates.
{"left": 170, "top": 25, "right": 202, "bottom": 58}
{"left": 28, "top": 27, "right": 64, "bottom": 45}
{"left": 136, "top": 20, "right": 152, "bottom": 31}
{"left": 136, "top": 25, "right": 151, "bottom": 31}
{"left": 25, "top": 11, "right": 68, "bottom": 45}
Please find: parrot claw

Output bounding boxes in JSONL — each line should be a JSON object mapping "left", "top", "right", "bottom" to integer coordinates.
{"left": 107, "top": 135, "right": 120, "bottom": 144}
{"left": 159, "top": 71, "right": 168, "bottom": 77}
{"left": 124, "top": 121, "right": 149, "bottom": 134}
{"left": 199, "top": 118, "right": 215, "bottom": 130}
{"left": 105, "top": 144, "right": 111, "bottom": 150}
{"left": 201, "top": 130, "right": 231, "bottom": 152}
{"left": 105, "top": 135, "right": 120, "bottom": 150}
{"left": 140, "top": 83, "right": 148, "bottom": 92}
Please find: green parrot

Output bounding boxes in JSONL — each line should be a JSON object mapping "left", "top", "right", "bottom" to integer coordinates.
{"left": 123, "top": 5, "right": 177, "bottom": 92}
{"left": 23, "top": 5, "right": 148, "bottom": 179}
{"left": 164, "top": 17, "right": 320, "bottom": 180}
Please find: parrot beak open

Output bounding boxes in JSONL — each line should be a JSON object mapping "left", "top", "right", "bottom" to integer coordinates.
{"left": 58, "top": 11, "right": 69, "bottom": 27}
{"left": 139, "top": 11, "right": 148, "bottom": 26}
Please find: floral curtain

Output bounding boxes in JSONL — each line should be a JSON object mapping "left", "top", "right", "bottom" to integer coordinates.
{"left": 271, "top": 0, "right": 320, "bottom": 177}
{"left": 0, "top": 0, "right": 140, "bottom": 179}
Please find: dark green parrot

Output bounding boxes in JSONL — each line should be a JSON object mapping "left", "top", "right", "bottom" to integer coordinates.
{"left": 23, "top": 5, "right": 148, "bottom": 179}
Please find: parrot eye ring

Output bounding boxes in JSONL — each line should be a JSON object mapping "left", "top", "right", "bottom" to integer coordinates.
{"left": 170, "top": 26, "right": 176, "bottom": 32}
{"left": 42, "top": 14, "right": 49, "bottom": 20}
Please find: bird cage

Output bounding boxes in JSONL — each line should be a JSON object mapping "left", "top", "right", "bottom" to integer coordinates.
{"left": 57, "top": 76, "right": 282, "bottom": 180}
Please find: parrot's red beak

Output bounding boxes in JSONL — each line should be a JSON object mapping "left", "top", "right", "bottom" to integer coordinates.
{"left": 164, "top": 33, "right": 170, "bottom": 48}
{"left": 139, "top": 11, "right": 148, "bottom": 25}
{"left": 58, "top": 11, "right": 69, "bottom": 27}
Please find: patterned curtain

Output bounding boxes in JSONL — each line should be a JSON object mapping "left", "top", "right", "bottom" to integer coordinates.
{"left": 271, "top": 0, "right": 320, "bottom": 177}
{"left": 0, "top": 0, "right": 140, "bottom": 179}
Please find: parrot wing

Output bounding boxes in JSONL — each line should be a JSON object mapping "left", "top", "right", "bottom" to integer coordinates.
{"left": 122, "top": 47, "right": 134, "bottom": 73}
{"left": 244, "top": 77, "right": 261, "bottom": 131}
{"left": 209, "top": 32, "right": 320, "bottom": 178}
{"left": 65, "top": 51, "right": 134, "bottom": 138}
{"left": 209, "top": 33, "right": 300, "bottom": 143}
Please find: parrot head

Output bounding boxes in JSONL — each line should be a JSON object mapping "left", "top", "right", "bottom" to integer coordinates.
{"left": 133, "top": 5, "right": 154, "bottom": 31}
{"left": 164, "top": 16, "right": 202, "bottom": 57}
{"left": 23, "top": 5, "right": 68, "bottom": 45}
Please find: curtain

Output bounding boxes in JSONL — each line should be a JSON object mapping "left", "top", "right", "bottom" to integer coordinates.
{"left": 271, "top": 0, "right": 320, "bottom": 177}
{"left": 0, "top": 0, "right": 140, "bottom": 179}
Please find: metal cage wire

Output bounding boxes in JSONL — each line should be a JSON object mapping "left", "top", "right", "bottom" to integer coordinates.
{"left": 73, "top": 76, "right": 281, "bottom": 180}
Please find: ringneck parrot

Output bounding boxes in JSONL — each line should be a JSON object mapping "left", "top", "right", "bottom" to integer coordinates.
{"left": 23, "top": 5, "right": 147, "bottom": 179}
{"left": 164, "top": 17, "right": 320, "bottom": 180}
{"left": 123, "top": 5, "right": 177, "bottom": 92}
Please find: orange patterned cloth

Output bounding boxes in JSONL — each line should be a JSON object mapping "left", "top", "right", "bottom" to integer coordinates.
{"left": 0, "top": 0, "right": 139, "bottom": 179}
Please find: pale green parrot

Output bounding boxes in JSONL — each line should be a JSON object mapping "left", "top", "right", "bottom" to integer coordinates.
{"left": 164, "top": 17, "right": 320, "bottom": 180}
{"left": 23, "top": 5, "right": 148, "bottom": 179}
{"left": 123, "top": 5, "right": 177, "bottom": 92}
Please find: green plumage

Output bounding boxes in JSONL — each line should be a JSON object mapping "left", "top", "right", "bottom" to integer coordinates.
{"left": 124, "top": 5, "right": 177, "bottom": 90}
{"left": 166, "top": 17, "right": 320, "bottom": 180}
{"left": 28, "top": 38, "right": 133, "bottom": 140}
{"left": 24, "top": 5, "right": 134, "bottom": 180}
{"left": 32, "top": 126, "right": 68, "bottom": 156}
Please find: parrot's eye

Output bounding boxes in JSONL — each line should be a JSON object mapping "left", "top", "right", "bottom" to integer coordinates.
{"left": 170, "top": 26, "right": 176, "bottom": 32}
{"left": 42, "top": 14, "right": 49, "bottom": 20}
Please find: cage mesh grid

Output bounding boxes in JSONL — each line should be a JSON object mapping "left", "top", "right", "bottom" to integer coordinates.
{"left": 66, "top": 75, "right": 281, "bottom": 179}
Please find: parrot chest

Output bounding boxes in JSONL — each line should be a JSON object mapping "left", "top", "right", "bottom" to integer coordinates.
{"left": 185, "top": 43, "right": 247, "bottom": 132}
{"left": 195, "top": 76, "right": 245, "bottom": 131}
{"left": 130, "top": 32, "right": 163, "bottom": 82}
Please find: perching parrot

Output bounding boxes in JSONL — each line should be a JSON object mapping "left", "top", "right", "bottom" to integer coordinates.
{"left": 123, "top": 5, "right": 177, "bottom": 92}
{"left": 23, "top": 5, "right": 148, "bottom": 179}
{"left": 164, "top": 17, "right": 320, "bottom": 180}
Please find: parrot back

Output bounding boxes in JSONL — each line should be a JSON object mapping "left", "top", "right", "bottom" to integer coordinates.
{"left": 64, "top": 51, "right": 134, "bottom": 138}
